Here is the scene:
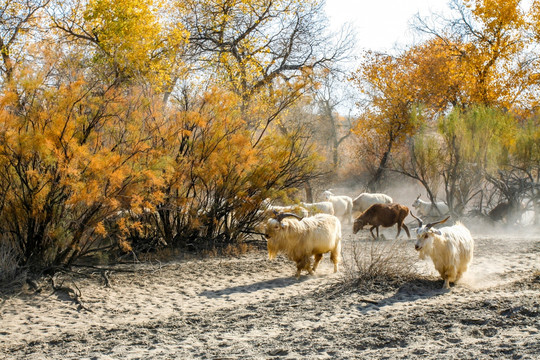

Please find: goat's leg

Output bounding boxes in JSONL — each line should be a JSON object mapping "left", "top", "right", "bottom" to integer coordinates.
{"left": 295, "top": 258, "right": 306, "bottom": 278}
{"left": 306, "top": 257, "right": 314, "bottom": 275}
{"left": 296, "top": 256, "right": 313, "bottom": 277}
{"left": 313, "top": 253, "right": 323, "bottom": 272}
{"left": 455, "top": 270, "right": 464, "bottom": 282}
{"left": 330, "top": 251, "right": 340, "bottom": 273}
{"left": 443, "top": 278, "right": 451, "bottom": 289}
{"left": 402, "top": 223, "right": 411, "bottom": 238}
{"left": 369, "top": 226, "right": 377, "bottom": 239}
{"left": 330, "top": 240, "right": 341, "bottom": 273}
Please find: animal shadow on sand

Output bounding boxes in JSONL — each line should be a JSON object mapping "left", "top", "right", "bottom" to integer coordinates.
{"left": 357, "top": 278, "right": 449, "bottom": 313}
{"left": 199, "top": 275, "right": 314, "bottom": 299}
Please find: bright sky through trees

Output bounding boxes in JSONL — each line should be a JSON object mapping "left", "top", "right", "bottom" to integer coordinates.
{"left": 324, "top": 0, "right": 450, "bottom": 52}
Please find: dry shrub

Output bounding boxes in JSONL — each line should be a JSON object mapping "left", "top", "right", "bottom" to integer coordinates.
{"left": 222, "top": 242, "right": 251, "bottom": 256}
{"left": 342, "top": 238, "right": 419, "bottom": 288}
{"left": 0, "top": 241, "right": 20, "bottom": 284}
{"left": 202, "top": 242, "right": 253, "bottom": 258}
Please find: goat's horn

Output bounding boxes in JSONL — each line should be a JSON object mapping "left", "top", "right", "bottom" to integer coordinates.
{"left": 275, "top": 212, "right": 303, "bottom": 222}
{"left": 410, "top": 212, "right": 423, "bottom": 227}
{"left": 426, "top": 216, "right": 450, "bottom": 229}
{"left": 416, "top": 194, "right": 421, "bottom": 200}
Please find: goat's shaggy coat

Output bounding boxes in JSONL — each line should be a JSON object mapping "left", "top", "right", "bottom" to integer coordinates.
{"left": 322, "top": 191, "right": 353, "bottom": 224}
{"left": 352, "top": 192, "right": 393, "bottom": 213}
{"left": 353, "top": 203, "right": 410, "bottom": 239}
{"left": 415, "top": 222, "right": 474, "bottom": 289}
{"left": 301, "top": 201, "right": 335, "bottom": 216}
{"left": 265, "top": 214, "right": 342, "bottom": 278}
{"left": 262, "top": 203, "right": 309, "bottom": 218}
{"left": 412, "top": 196, "right": 450, "bottom": 217}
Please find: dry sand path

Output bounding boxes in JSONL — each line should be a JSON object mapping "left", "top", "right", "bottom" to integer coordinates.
{"left": 1, "top": 225, "right": 539, "bottom": 359}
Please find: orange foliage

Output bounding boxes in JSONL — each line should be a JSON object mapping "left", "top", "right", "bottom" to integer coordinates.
{"left": 0, "top": 60, "right": 167, "bottom": 265}
{"left": 350, "top": 51, "right": 423, "bottom": 152}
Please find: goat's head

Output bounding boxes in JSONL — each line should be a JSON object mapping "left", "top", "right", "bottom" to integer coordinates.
{"left": 264, "top": 212, "right": 303, "bottom": 239}
{"left": 410, "top": 212, "right": 449, "bottom": 251}
{"left": 412, "top": 194, "right": 422, "bottom": 208}
{"left": 352, "top": 216, "right": 367, "bottom": 234}
{"left": 322, "top": 190, "right": 333, "bottom": 200}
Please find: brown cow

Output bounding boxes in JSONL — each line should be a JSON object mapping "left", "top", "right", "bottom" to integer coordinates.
{"left": 353, "top": 203, "right": 411, "bottom": 239}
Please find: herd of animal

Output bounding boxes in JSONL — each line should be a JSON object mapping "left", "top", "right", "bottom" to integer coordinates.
{"left": 262, "top": 190, "right": 473, "bottom": 289}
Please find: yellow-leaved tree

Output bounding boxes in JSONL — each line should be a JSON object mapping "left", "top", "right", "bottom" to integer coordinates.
{"left": 350, "top": 51, "right": 424, "bottom": 190}
{"left": 0, "top": 0, "right": 347, "bottom": 275}
{"left": 413, "top": 0, "right": 533, "bottom": 111}
{"left": 52, "top": 0, "right": 189, "bottom": 89}
{"left": 176, "top": 0, "right": 352, "bottom": 141}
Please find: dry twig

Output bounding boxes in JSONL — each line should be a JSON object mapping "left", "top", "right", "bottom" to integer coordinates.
{"left": 101, "top": 270, "right": 111, "bottom": 288}
{"left": 358, "top": 298, "right": 379, "bottom": 305}
{"left": 51, "top": 275, "right": 93, "bottom": 312}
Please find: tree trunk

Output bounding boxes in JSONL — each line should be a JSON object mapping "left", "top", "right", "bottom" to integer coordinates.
{"left": 367, "top": 136, "right": 394, "bottom": 192}
{"left": 304, "top": 181, "right": 313, "bottom": 203}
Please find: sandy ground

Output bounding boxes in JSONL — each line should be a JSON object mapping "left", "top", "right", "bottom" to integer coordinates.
{"left": 1, "top": 223, "right": 539, "bottom": 359}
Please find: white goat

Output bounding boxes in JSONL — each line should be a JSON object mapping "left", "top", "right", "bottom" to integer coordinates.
{"left": 412, "top": 194, "right": 450, "bottom": 217}
{"left": 352, "top": 192, "right": 393, "bottom": 213}
{"left": 265, "top": 213, "right": 342, "bottom": 278}
{"left": 300, "top": 201, "right": 335, "bottom": 216}
{"left": 261, "top": 199, "right": 309, "bottom": 218}
{"left": 411, "top": 214, "right": 474, "bottom": 289}
{"left": 322, "top": 190, "right": 353, "bottom": 224}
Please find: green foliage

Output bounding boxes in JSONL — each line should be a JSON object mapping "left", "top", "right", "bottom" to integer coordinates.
{"left": 434, "top": 105, "right": 519, "bottom": 214}
{"left": 513, "top": 116, "right": 540, "bottom": 169}
{"left": 411, "top": 130, "right": 443, "bottom": 196}
{"left": 439, "top": 105, "right": 516, "bottom": 171}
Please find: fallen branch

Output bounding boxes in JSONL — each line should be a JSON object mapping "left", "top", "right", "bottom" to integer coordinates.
{"left": 71, "top": 264, "right": 137, "bottom": 273}
{"left": 150, "top": 260, "right": 163, "bottom": 274}
{"left": 101, "top": 270, "right": 111, "bottom": 288}
{"left": 359, "top": 298, "right": 379, "bottom": 305}
{"left": 51, "top": 275, "right": 93, "bottom": 312}
{"left": 117, "top": 251, "right": 140, "bottom": 264}
{"left": 26, "top": 278, "right": 42, "bottom": 293}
